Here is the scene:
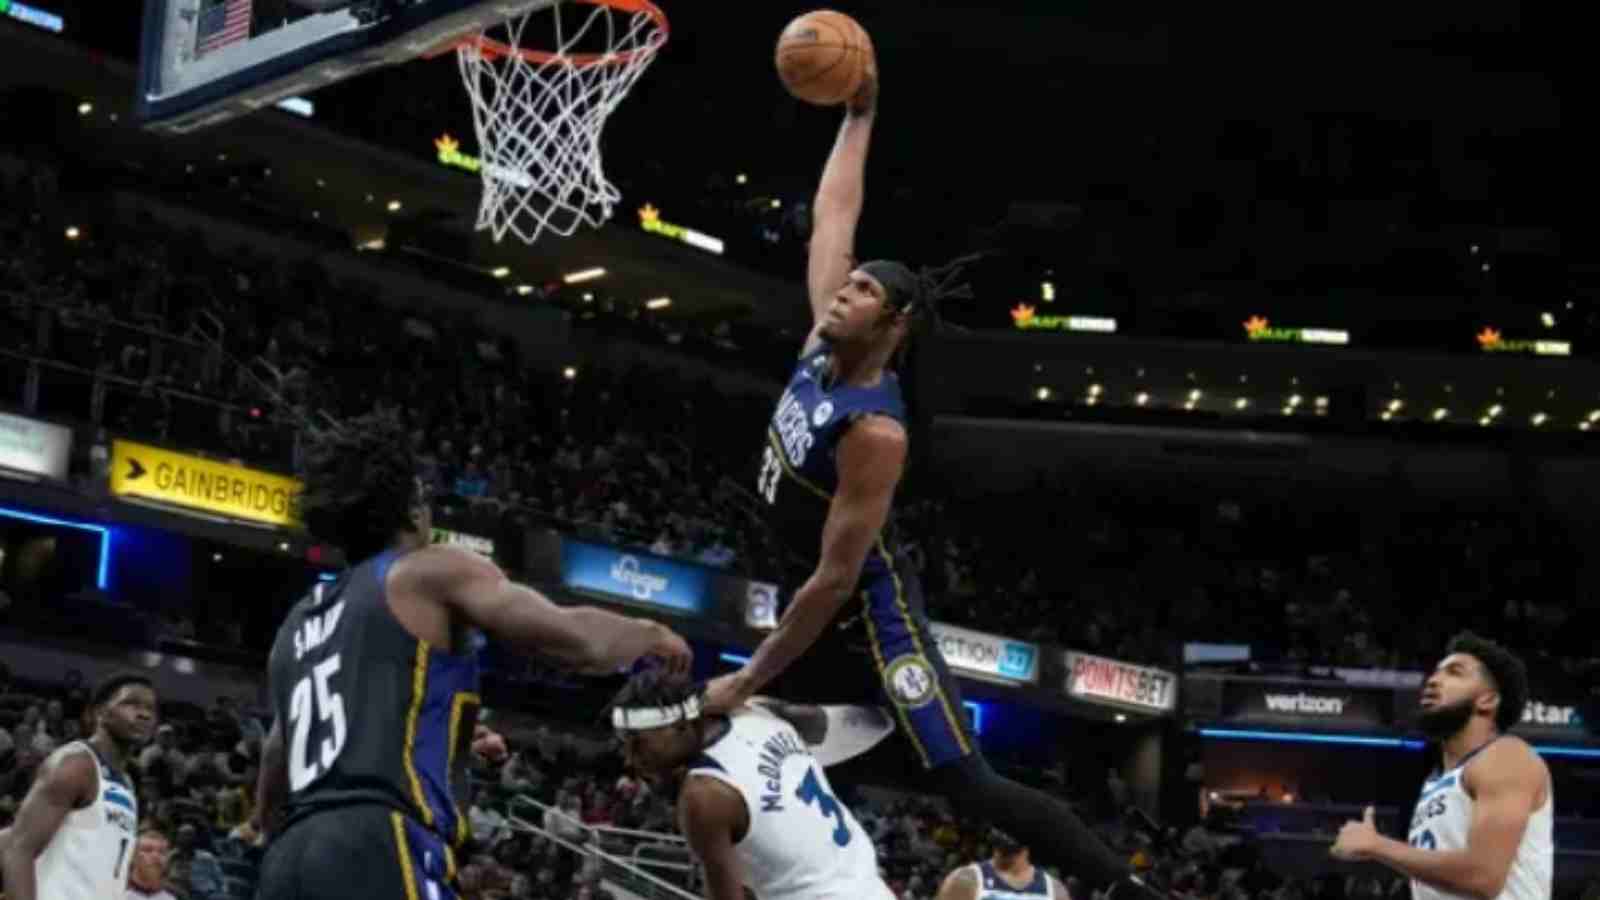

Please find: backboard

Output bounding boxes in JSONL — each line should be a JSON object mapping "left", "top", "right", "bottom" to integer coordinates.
{"left": 137, "top": 0, "right": 556, "bottom": 135}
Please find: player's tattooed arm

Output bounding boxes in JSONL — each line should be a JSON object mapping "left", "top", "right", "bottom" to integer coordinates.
{"left": 726, "top": 417, "right": 906, "bottom": 703}
{"left": 679, "top": 775, "right": 749, "bottom": 900}
{"left": 935, "top": 865, "right": 980, "bottom": 900}
{"left": 0, "top": 747, "right": 96, "bottom": 900}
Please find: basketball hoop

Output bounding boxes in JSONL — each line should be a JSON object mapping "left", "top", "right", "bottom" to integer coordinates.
{"left": 454, "top": 0, "right": 668, "bottom": 244}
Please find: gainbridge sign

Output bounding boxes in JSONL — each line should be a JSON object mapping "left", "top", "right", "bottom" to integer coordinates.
{"left": 109, "top": 440, "right": 302, "bottom": 528}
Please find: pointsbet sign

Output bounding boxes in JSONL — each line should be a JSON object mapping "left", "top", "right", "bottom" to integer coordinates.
{"left": 109, "top": 440, "right": 301, "bottom": 527}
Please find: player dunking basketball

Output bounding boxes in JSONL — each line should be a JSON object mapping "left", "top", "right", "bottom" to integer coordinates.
{"left": 700, "top": 67, "right": 1163, "bottom": 900}
{"left": 252, "top": 411, "right": 692, "bottom": 900}
{"left": 1331, "top": 632, "right": 1553, "bottom": 899}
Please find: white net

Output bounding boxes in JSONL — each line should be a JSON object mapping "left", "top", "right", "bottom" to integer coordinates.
{"left": 456, "top": 0, "right": 667, "bottom": 244}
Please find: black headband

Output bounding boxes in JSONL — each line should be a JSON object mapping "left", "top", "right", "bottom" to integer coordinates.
{"left": 856, "top": 253, "right": 983, "bottom": 329}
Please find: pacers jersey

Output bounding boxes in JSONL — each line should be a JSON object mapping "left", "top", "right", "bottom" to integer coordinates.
{"left": 34, "top": 741, "right": 139, "bottom": 900}
{"left": 686, "top": 705, "right": 893, "bottom": 900}
{"left": 1408, "top": 738, "right": 1553, "bottom": 900}
{"left": 269, "top": 549, "right": 482, "bottom": 847}
{"left": 970, "top": 860, "right": 1055, "bottom": 900}
{"left": 755, "top": 342, "right": 906, "bottom": 588}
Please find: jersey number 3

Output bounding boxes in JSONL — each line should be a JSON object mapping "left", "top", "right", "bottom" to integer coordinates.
{"left": 289, "top": 653, "right": 349, "bottom": 791}
{"left": 796, "top": 767, "right": 852, "bottom": 847}
{"left": 757, "top": 446, "right": 781, "bottom": 504}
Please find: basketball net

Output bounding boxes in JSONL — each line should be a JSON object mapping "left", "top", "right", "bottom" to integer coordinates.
{"left": 455, "top": 0, "right": 667, "bottom": 245}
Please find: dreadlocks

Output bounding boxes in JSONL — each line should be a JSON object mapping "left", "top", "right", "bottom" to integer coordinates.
{"left": 1445, "top": 631, "right": 1529, "bottom": 732}
{"left": 295, "top": 408, "right": 420, "bottom": 563}
{"left": 855, "top": 251, "right": 982, "bottom": 369}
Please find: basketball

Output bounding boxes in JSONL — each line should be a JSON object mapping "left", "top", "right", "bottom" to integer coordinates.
{"left": 775, "top": 10, "right": 875, "bottom": 106}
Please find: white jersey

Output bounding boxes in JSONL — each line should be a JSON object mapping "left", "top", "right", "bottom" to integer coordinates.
{"left": 687, "top": 705, "right": 893, "bottom": 900}
{"left": 1407, "top": 738, "right": 1552, "bottom": 900}
{"left": 36, "top": 741, "right": 140, "bottom": 900}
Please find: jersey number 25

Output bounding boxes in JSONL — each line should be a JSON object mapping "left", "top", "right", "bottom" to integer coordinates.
{"left": 288, "top": 653, "right": 349, "bottom": 791}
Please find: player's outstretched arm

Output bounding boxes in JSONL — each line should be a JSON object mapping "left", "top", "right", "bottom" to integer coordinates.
{"left": 1331, "top": 739, "right": 1544, "bottom": 900}
{"left": 935, "top": 866, "right": 980, "bottom": 900}
{"left": 679, "top": 776, "right": 749, "bottom": 900}
{"left": 803, "top": 65, "right": 878, "bottom": 347}
{"left": 707, "top": 417, "right": 905, "bottom": 712}
{"left": 0, "top": 747, "right": 97, "bottom": 900}
{"left": 410, "top": 545, "right": 692, "bottom": 675}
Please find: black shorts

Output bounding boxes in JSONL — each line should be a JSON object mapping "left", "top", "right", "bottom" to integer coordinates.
{"left": 256, "top": 804, "right": 458, "bottom": 900}
{"left": 768, "top": 565, "right": 977, "bottom": 774}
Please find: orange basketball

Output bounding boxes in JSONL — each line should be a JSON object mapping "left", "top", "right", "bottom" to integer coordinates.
{"left": 775, "top": 10, "right": 875, "bottom": 106}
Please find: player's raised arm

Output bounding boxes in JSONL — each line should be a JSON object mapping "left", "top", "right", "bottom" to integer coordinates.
{"left": 407, "top": 545, "right": 692, "bottom": 675}
{"left": 0, "top": 747, "right": 98, "bottom": 900}
{"left": 679, "top": 775, "right": 750, "bottom": 900}
{"left": 706, "top": 416, "right": 905, "bottom": 712}
{"left": 804, "top": 68, "right": 878, "bottom": 347}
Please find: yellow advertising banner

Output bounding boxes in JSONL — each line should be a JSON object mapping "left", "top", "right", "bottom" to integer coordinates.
{"left": 109, "top": 440, "right": 301, "bottom": 528}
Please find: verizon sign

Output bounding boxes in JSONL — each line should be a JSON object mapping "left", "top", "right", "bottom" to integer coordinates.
{"left": 1221, "top": 680, "right": 1390, "bottom": 729}
{"left": 1062, "top": 651, "right": 1177, "bottom": 714}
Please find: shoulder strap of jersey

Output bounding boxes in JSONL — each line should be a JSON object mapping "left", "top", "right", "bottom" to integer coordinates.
{"left": 682, "top": 765, "right": 755, "bottom": 845}
{"left": 63, "top": 740, "right": 103, "bottom": 806}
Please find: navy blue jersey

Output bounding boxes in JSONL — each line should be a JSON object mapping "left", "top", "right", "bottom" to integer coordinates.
{"left": 755, "top": 342, "right": 906, "bottom": 587}
{"left": 268, "top": 550, "right": 482, "bottom": 847}
{"left": 974, "top": 860, "right": 1053, "bottom": 900}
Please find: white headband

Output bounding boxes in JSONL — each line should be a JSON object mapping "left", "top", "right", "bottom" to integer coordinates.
{"left": 612, "top": 696, "right": 702, "bottom": 731}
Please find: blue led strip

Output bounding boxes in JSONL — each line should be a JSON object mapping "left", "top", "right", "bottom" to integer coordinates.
{"left": 719, "top": 652, "right": 750, "bottom": 666}
{"left": 1199, "top": 728, "right": 1600, "bottom": 759}
{"left": 963, "top": 700, "right": 984, "bottom": 736}
{"left": 0, "top": 506, "right": 111, "bottom": 590}
{"left": 1200, "top": 728, "right": 1424, "bottom": 749}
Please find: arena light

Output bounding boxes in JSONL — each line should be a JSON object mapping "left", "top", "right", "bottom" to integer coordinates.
{"left": 318, "top": 573, "right": 339, "bottom": 582}
{"left": 1288, "top": 394, "right": 1303, "bottom": 408}
{"left": 1034, "top": 386, "right": 1052, "bottom": 401}
{"left": 516, "top": 285, "right": 535, "bottom": 296}
{"left": 1488, "top": 403, "right": 1503, "bottom": 418}
{"left": 64, "top": 226, "right": 80, "bottom": 240}
{"left": 1135, "top": 392, "right": 1149, "bottom": 406}
{"left": 386, "top": 199, "right": 403, "bottom": 212}
{"left": 1380, "top": 410, "right": 1394, "bottom": 422}
{"left": 1234, "top": 397, "right": 1250, "bottom": 410}
{"left": 719, "top": 652, "right": 750, "bottom": 666}
{"left": 645, "top": 297, "right": 672, "bottom": 311}
{"left": 1041, "top": 281, "right": 1055, "bottom": 302}
{"left": 1387, "top": 398, "right": 1403, "bottom": 413}
{"left": 77, "top": 102, "right": 93, "bottom": 116}
{"left": 581, "top": 292, "right": 594, "bottom": 302}
{"left": 1188, "top": 389, "right": 1203, "bottom": 403}
{"left": 1531, "top": 412, "right": 1548, "bottom": 427}
{"left": 1541, "top": 312, "right": 1556, "bottom": 328}
{"left": 1315, "top": 396, "right": 1329, "bottom": 409}
{"left": 1115, "top": 714, "right": 1127, "bottom": 723}
{"left": 562, "top": 366, "right": 577, "bottom": 380}
{"left": 274, "top": 96, "right": 315, "bottom": 119}
{"left": 1, "top": 1, "right": 64, "bottom": 33}
{"left": 1432, "top": 408, "right": 1449, "bottom": 421}
{"left": 1588, "top": 410, "right": 1600, "bottom": 424}
{"left": 564, "top": 268, "right": 607, "bottom": 284}
{"left": 1088, "top": 383, "right": 1102, "bottom": 398}
{"left": 0, "top": 507, "right": 110, "bottom": 591}
{"left": 735, "top": 173, "right": 748, "bottom": 185}
{"left": 491, "top": 266, "right": 511, "bottom": 279}
{"left": 1581, "top": 422, "right": 1592, "bottom": 432}
{"left": 1199, "top": 728, "right": 1425, "bottom": 750}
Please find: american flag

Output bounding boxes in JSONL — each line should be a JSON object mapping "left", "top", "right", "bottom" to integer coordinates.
{"left": 195, "top": 0, "right": 252, "bottom": 57}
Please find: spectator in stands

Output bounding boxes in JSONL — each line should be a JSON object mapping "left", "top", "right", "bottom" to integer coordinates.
{"left": 542, "top": 792, "right": 587, "bottom": 845}
{"left": 164, "top": 823, "right": 223, "bottom": 900}
{"left": 128, "top": 828, "right": 179, "bottom": 900}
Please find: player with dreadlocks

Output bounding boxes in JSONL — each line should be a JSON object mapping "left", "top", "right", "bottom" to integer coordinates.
{"left": 252, "top": 410, "right": 691, "bottom": 900}
{"left": 702, "top": 71, "right": 1166, "bottom": 900}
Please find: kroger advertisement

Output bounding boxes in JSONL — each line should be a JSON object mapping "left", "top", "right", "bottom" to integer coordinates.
{"left": 560, "top": 539, "right": 711, "bottom": 616}
{"left": 927, "top": 622, "right": 1040, "bottom": 685}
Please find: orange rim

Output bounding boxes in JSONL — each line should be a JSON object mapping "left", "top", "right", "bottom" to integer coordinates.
{"left": 460, "top": 0, "right": 668, "bottom": 66}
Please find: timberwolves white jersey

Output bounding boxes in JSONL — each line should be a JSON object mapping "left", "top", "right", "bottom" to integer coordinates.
{"left": 969, "top": 860, "right": 1055, "bottom": 900}
{"left": 687, "top": 705, "right": 892, "bottom": 900}
{"left": 1408, "top": 738, "right": 1552, "bottom": 900}
{"left": 35, "top": 742, "right": 140, "bottom": 900}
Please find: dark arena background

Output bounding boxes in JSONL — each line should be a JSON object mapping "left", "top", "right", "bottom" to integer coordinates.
{"left": 0, "top": 1, "right": 1591, "bottom": 899}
